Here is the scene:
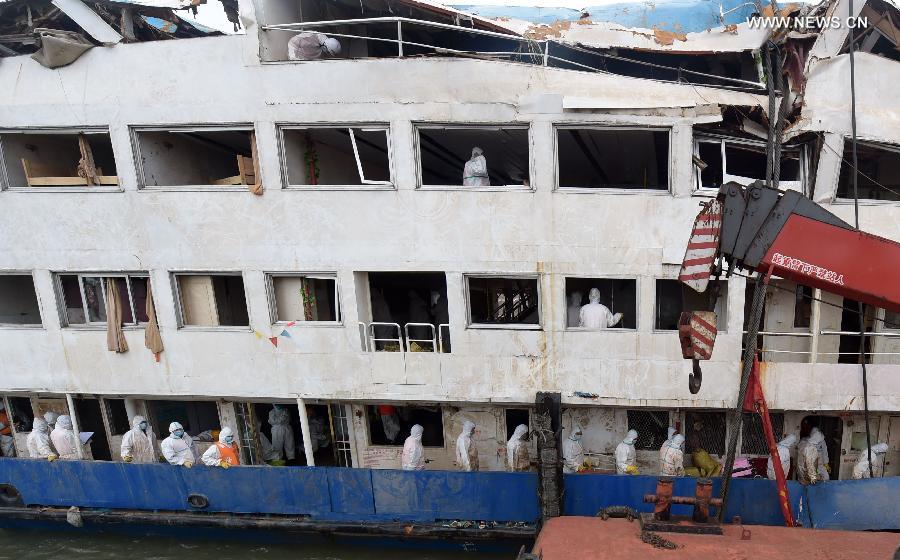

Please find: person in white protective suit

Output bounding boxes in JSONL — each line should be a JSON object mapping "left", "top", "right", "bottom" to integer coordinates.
{"left": 659, "top": 427, "right": 677, "bottom": 464}
{"left": 121, "top": 415, "right": 158, "bottom": 464}
{"left": 255, "top": 420, "right": 281, "bottom": 464}
{"left": 43, "top": 411, "right": 59, "bottom": 430}
{"left": 50, "top": 415, "right": 80, "bottom": 460}
{"left": 809, "top": 427, "right": 830, "bottom": 480}
{"left": 562, "top": 425, "right": 585, "bottom": 473}
{"left": 455, "top": 421, "right": 479, "bottom": 471}
{"left": 579, "top": 288, "right": 624, "bottom": 329}
{"left": 616, "top": 429, "right": 639, "bottom": 474}
{"left": 507, "top": 424, "right": 531, "bottom": 472}
{"left": 852, "top": 443, "right": 889, "bottom": 479}
{"left": 202, "top": 427, "right": 241, "bottom": 468}
{"left": 26, "top": 418, "right": 57, "bottom": 461}
{"left": 287, "top": 32, "right": 341, "bottom": 61}
{"left": 401, "top": 424, "right": 425, "bottom": 471}
{"left": 160, "top": 422, "right": 196, "bottom": 467}
{"left": 268, "top": 405, "right": 295, "bottom": 461}
{"left": 463, "top": 147, "right": 490, "bottom": 187}
{"left": 767, "top": 434, "right": 797, "bottom": 480}
{"left": 566, "top": 292, "right": 583, "bottom": 328}
{"left": 798, "top": 429, "right": 825, "bottom": 484}
{"left": 660, "top": 434, "right": 685, "bottom": 476}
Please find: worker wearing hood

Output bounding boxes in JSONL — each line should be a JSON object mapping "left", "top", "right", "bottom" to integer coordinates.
{"left": 616, "top": 429, "right": 639, "bottom": 474}
{"left": 455, "top": 421, "right": 479, "bottom": 471}
{"left": 401, "top": 424, "right": 425, "bottom": 471}
{"left": 507, "top": 424, "right": 530, "bottom": 472}
{"left": 659, "top": 427, "right": 677, "bottom": 464}
{"left": 160, "top": 422, "right": 196, "bottom": 467}
{"left": 43, "top": 411, "right": 59, "bottom": 431}
{"left": 767, "top": 434, "right": 798, "bottom": 480}
{"left": 26, "top": 418, "right": 57, "bottom": 461}
{"left": 562, "top": 425, "right": 585, "bottom": 473}
{"left": 121, "top": 415, "right": 158, "bottom": 464}
{"left": 661, "top": 435, "right": 685, "bottom": 476}
{"left": 202, "top": 427, "right": 241, "bottom": 468}
{"left": 268, "top": 405, "right": 295, "bottom": 462}
{"left": 852, "top": 443, "right": 889, "bottom": 479}
{"left": 50, "top": 415, "right": 79, "bottom": 460}
{"left": 810, "top": 427, "right": 830, "bottom": 480}
{"left": 798, "top": 429, "right": 825, "bottom": 484}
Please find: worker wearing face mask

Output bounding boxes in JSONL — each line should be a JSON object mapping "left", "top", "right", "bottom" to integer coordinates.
{"left": 121, "top": 415, "right": 158, "bottom": 464}
{"left": 455, "top": 421, "right": 479, "bottom": 472}
{"left": 26, "top": 418, "right": 57, "bottom": 461}
{"left": 852, "top": 443, "right": 889, "bottom": 479}
{"left": 616, "top": 429, "right": 639, "bottom": 475}
{"left": 659, "top": 427, "right": 676, "bottom": 464}
{"left": 660, "top": 435, "right": 685, "bottom": 476}
{"left": 50, "top": 415, "right": 80, "bottom": 460}
{"left": 767, "top": 434, "right": 797, "bottom": 480}
{"left": 43, "top": 411, "right": 59, "bottom": 431}
{"left": 401, "top": 424, "right": 426, "bottom": 471}
{"left": 562, "top": 425, "right": 585, "bottom": 473}
{"left": 507, "top": 425, "right": 531, "bottom": 472}
{"left": 202, "top": 427, "right": 241, "bottom": 468}
{"left": 798, "top": 429, "right": 825, "bottom": 484}
{"left": 161, "top": 422, "right": 196, "bottom": 468}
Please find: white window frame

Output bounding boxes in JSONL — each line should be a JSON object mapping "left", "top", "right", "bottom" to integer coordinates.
{"left": 652, "top": 278, "right": 728, "bottom": 333}
{"left": 131, "top": 124, "right": 257, "bottom": 192}
{"left": 0, "top": 271, "right": 43, "bottom": 329}
{"left": 414, "top": 123, "right": 533, "bottom": 191}
{"left": 265, "top": 272, "right": 342, "bottom": 326}
{"left": 54, "top": 272, "right": 149, "bottom": 329}
{"left": 832, "top": 137, "right": 900, "bottom": 205}
{"left": 464, "top": 273, "right": 542, "bottom": 330}
{"left": 278, "top": 124, "right": 394, "bottom": 190}
{"left": 554, "top": 125, "right": 672, "bottom": 194}
{"left": 693, "top": 134, "right": 807, "bottom": 195}
{"left": 171, "top": 271, "right": 250, "bottom": 331}
{"left": 562, "top": 276, "right": 639, "bottom": 331}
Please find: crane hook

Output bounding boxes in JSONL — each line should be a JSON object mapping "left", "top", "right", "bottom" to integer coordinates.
{"left": 689, "top": 359, "right": 703, "bottom": 394}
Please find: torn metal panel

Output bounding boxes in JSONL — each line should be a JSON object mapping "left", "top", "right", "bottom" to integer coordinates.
{"left": 51, "top": 0, "right": 123, "bottom": 44}
{"left": 29, "top": 27, "right": 94, "bottom": 67}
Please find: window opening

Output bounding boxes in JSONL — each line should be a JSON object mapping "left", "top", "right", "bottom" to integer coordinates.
{"left": 7, "top": 397, "right": 34, "bottom": 433}
{"left": 694, "top": 135, "right": 804, "bottom": 191}
{"left": 282, "top": 126, "right": 391, "bottom": 186}
{"left": 627, "top": 410, "right": 670, "bottom": 450}
{"left": 800, "top": 416, "right": 843, "bottom": 476}
{"left": 58, "top": 274, "right": 149, "bottom": 326}
{"left": 467, "top": 276, "right": 539, "bottom": 326}
{"left": 656, "top": 279, "right": 727, "bottom": 331}
{"left": 836, "top": 140, "right": 900, "bottom": 201}
{"left": 0, "top": 131, "right": 117, "bottom": 188}
{"left": 104, "top": 399, "right": 131, "bottom": 436}
{"left": 558, "top": 128, "right": 669, "bottom": 190}
{"left": 741, "top": 412, "right": 784, "bottom": 454}
{"left": 73, "top": 398, "right": 112, "bottom": 461}
{"left": 135, "top": 128, "right": 258, "bottom": 188}
{"left": 505, "top": 408, "right": 530, "bottom": 440}
{"left": 0, "top": 275, "right": 41, "bottom": 326}
{"left": 564, "top": 278, "right": 636, "bottom": 329}
{"left": 367, "top": 405, "right": 444, "bottom": 447}
{"left": 366, "top": 272, "right": 448, "bottom": 351}
{"left": 175, "top": 274, "right": 249, "bottom": 327}
{"left": 270, "top": 274, "right": 340, "bottom": 323}
{"left": 417, "top": 126, "right": 529, "bottom": 187}
{"left": 685, "top": 411, "right": 726, "bottom": 455}
{"left": 148, "top": 400, "right": 220, "bottom": 437}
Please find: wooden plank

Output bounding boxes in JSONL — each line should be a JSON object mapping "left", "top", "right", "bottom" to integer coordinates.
{"left": 212, "top": 175, "right": 242, "bottom": 186}
{"left": 27, "top": 176, "right": 90, "bottom": 186}
{"left": 97, "top": 175, "right": 119, "bottom": 185}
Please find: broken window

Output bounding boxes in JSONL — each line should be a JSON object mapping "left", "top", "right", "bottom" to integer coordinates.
{"left": 655, "top": 279, "right": 727, "bottom": 331}
{"left": 104, "top": 399, "right": 131, "bottom": 436}
{"left": 467, "top": 276, "right": 540, "bottom": 327}
{"left": 269, "top": 274, "right": 340, "bottom": 323}
{"left": 0, "top": 130, "right": 117, "bottom": 189}
{"left": 564, "top": 278, "right": 637, "bottom": 329}
{"left": 148, "top": 400, "right": 220, "bottom": 436}
{"left": 836, "top": 140, "right": 900, "bottom": 202}
{"left": 57, "top": 274, "right": 149, "bottom": 327}
{"left": 281, "top": 126, "right": 391, "bottom": 187}
{"left": 365, "top": 272, "right": 449, "bottom": 351}
{"left": 134, "top": 127, "right": 258, "bottom": 188}
{"left": 6, "top": 397, "right": 33, "bottom": 433}
{"left": 557, "top": 128, "right": 669, "bottom": 190}
{"left": 417, "top": 126, "right": 530, "bottom": 188}
{"left": 174, "top": 274, "right": 249, "bottom": 328}
{"left": 0, "top": 274, "right": 41, "bottom": 326}
{"left": 885, "top": 309, "right": 900, "bottom": 330}
{"left": 744, "top": 280, "right": 813, "bottom": 363}
{"left": 842, "top": 0, "right": 900, "bottom": 63}
{"left": 694, "top": 136, "right": 804, "bottom": 192}
{"left": 627, "top": 410, "right": 670, "bottom": 451}
{"left": 741, "top": 413, "right": 784, "bottom": 455}
{"left": 685, "top": 411, "right": 726, "bottom": 456}
{"left": 367, "top": 404, "right": 444, "bottom": 447}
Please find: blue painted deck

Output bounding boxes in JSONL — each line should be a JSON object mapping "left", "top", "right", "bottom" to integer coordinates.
{"left": 0, "top": 459, "right": 897, "bottom": 531}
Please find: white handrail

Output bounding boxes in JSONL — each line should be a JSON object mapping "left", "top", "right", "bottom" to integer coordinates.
{"left": 438, "top": 323, "right": 450, "bottom": 353}
{"left": 404, "top": 322, "right": 437, "bottom": 352}
{"left": 357, "top": 321, "right": 369, "bottom": 352}
{"left": 367, "top": 321, "right": 405, "bottom": 352}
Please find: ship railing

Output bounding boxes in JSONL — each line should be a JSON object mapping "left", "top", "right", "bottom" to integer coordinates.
{"left": 361, "top": 321, "right": 450, "bottom": 353}
{"left": 404, "top": 322, "right": 437, "bottom": 353}
{"left": 261, "top": 17, "right": 765, "bottom": 92}
{"left": 742, "top": 329, "right": 900, "bottom": 363}
{"left": 367, "top": 322, "right": 405, "bottom": 352}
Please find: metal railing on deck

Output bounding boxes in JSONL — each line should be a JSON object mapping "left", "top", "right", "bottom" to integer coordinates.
{"left": 360, "top": 321, "right": 451, "bottom": 353}
{"left": 742, "top": 329, "right": 900, "bottom": 362}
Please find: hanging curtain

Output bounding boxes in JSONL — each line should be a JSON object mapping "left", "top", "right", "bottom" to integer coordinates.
{"left": 105, "top": 279, "right": 129, "bottom": 353}
{"left": 144, "top": 278, "right": 164, "bottom": 357}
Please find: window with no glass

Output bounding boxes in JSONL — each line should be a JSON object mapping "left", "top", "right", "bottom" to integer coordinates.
{"left": 467, "top": 276, "right": 540, "bottom": 326}
{"left": 655, "top": 279, "right": 728, "bottom": 331}
{"left": 627, "top": 410, "right": 670, "bottom": 450}
{"left": 175, "top": 274, "right": 249, "bottom": 327}
{"left": 367, "top": 404, "right": 444, "bottom": 447}
{"left": 134, "top": 128, "right": 258, "bottom": 188}
{"left": 836, "top": 139, "right": 900, "bottom": 202}
{"left": 281, "top": 126, "right": 391, "bottom": 186}
{"left": 0, "top": 275, "right": 41, "bottom": 326}
{"left": 417, "top": 126, "right": 530, "bottom": 188}
{"left": 685, "top": 410, "right": 726, "bottom": 455}
{"left": 104, "top": 398, "right": 131, "bottom": 436}
{"left": 694, "top": 136, "right": 803, "bottom": 192}
{"left": 58, "top": 274, "right": 149, "bottom": 327}
{"left": 564, "top": 278, "right": 636, "bottom": 329}
{"left": 0, "top": 130, "right": 117, "bottom": 188}
{"left": 269, "top": 274, "right": 340, "bottom": 323}
{"left": 148, "top": 400, "right": 220, "bottom": 436}
{"left": 557, "top": 128, "right": 669, "bottom": 190}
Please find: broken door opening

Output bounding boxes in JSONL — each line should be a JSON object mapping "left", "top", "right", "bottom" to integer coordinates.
{"left": 282, "top": 126, "right": 391, "bottom": 187}
{"left": 175, "top": 274, "right": 249, "bottom": 327}
{"left": 73, "top": 397, "right": 112, "bottom": 461}
{"left": 417, "top": 126, "right": 530, "bottom": 188}
{"left": 135, "top": 128, "right": 258, "bottom": 188}
{"left": 0, "top": 131, "right": 117, "bottom": 188}
{"left": 367, "top": 272, "right": 449, "bottom": 351}
{"left": 557, "top": 128, "right": 669, "bottom": 190}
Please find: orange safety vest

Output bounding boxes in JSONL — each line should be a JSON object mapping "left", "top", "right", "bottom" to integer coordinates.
{"left": 216, "top": 442, "right": 240, "bottom": 466}
{"left": 0, "top": 411, "right": 10, "bottom": 436}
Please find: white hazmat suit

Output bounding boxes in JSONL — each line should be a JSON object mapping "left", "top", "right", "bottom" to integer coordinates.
{"left": 852, "top": 443, "right": 889, "bottom": 479}
{"left": 50, "top": 415, "right": 80, "bottom": 460}
{"left": 455, "top": 421, "right": 478, "bottom": 471}
{"left": 287, "top": 32, "right": 341, "bottom": 60}
{"left": 202, "top": 427, "right": 241, "bottom": 467}
{"left": 809, "top": 427, "right": 830, "bottom": 480}
{"left": 268, "top": 406, "right": 295, "bottom": 461}
{"left": 507, "top": 424, "right": 530, "bottom": 472}
{"left": 798, "top": 429, "right": 825, "bottom": 484}
{"left": 767, "top": 434, "right": 797, "bottom": 480}
{"left": 26, "top": 418, "right": 57, "bottom": 460}
{"left": 160, "top": 422, "right": 197, "bottom": 467}
{"left": 615, "top": 429, "right": 638, "bottom": 474}
{"left": 256, "top": 421, "right": 281, "bottom": 463}
{"left": 660, "top": 434, "right": 685, "bottom": 476}
{"left": 120, "top": 415, "right": 158, "bottom": 464}
{"left": 43, "top": 411, "right": 59, "bottom": 430}
{"left": 562, "top": 425, "right": 585, "bottom": 473}
{"left": 463, "top": 147, "right": 489, "bottom": 186}
{"left": 659, "top": 427, "right": 676, "bottom": 464}
{"left": 401, "top": 424, "right": 425, "bottom": 471}
{"left": 580, "top": 288, "right": 623, "bottom": 329}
